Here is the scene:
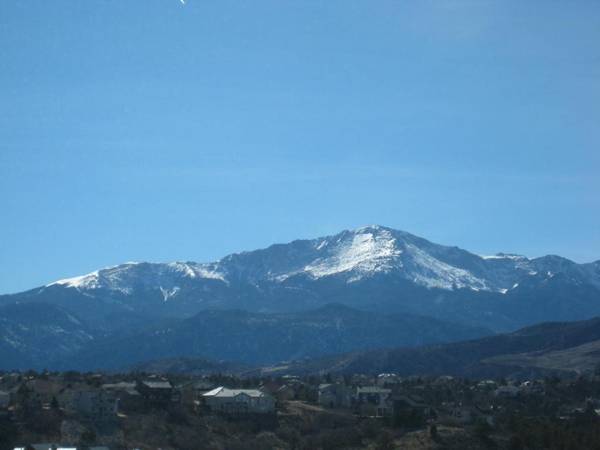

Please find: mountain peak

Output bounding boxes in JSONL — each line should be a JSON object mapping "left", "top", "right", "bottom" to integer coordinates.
{"left": 353, "top": 224, "right": 390, "bottom": 233}
{"left": 35, "top": 225, "right": 600, "bottom": 304}
{"left": 350, "top": 224, "right": 414, "bottom": 238}
{"left": 302, "top": 226, "right": 402, "bottom": 282}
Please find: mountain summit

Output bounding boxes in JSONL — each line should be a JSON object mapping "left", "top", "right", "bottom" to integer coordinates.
{"left": 2, "top": 225, "right": 599, "bottom": 333}
{"left": 42, "top": 224, "right": 600, "bottom": 295}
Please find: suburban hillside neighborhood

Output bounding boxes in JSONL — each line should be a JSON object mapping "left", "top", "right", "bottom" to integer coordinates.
{"left": 3, "top": 368, "right": 600, "bottom": 449}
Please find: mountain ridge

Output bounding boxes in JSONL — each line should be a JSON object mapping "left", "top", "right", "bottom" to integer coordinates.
{"left": 0, "top": 302, "right": 490, "bottom": 371}
{"left": 261, "top": 316, "right": 600, "bottom": 379}
{"left": 35, "top": 225, "right": 600, "bottom": 295}
{"left": 1, "top": 225, "right": 599, "bottom": 336}
{"left": 60, "top": 303, "right": 490, "bottom": 371}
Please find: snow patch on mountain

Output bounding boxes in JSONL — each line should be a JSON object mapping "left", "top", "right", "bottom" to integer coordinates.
{"left": 167, "top": 262, "right": 226, "bottom": 282}
{"left": 49, "top": 270, "right": 103, "bottom": 290}
{"left": 481, "top": 253, "right": 527, "bottom": 260}
{"left": 304, "top": 228, "right": 402, "bottom": 281}
{"left": 167, "top": 262, "right": 197, "bottom": 278}
{"left": 191, "top": 265, "right": 227, "bottom": 282}
{"left": 47, "top": 261, "right": 226, "bottom": 295}
{"left": 275, "top": 226, "right": 494, "bottom": 290}
{"left": 405, "top": 244, "right": 489, "bottom": 290}
{"left": 160, "top": 286, "right": 181, "bottom": 301}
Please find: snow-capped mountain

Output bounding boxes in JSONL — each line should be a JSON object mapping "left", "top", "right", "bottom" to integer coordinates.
{"left": 2, "top": 225, "right": 600, "bottom": 333}
{"left": 48, "top": 261, "right": 225, "bottom": 300}
{"left": 42, "top": 225, "right": 600, "bottom": 294}
{"left": 35, "top": 225, "right": 600, "bottom": 302}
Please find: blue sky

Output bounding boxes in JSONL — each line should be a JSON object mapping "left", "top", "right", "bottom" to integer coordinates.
{"left": 1, "top": 0, "right": 599, "bottom": 293}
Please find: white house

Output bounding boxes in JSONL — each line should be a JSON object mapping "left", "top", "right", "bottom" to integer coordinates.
{"left": 202, "top": 387, "right": 275, "bottom": 414}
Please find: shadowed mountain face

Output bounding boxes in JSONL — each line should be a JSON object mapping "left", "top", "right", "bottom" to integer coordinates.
{"left": 0, "top": 303, "right": 94, "bottom": 370}
{"left": 2, "top": 226, "right": 599, "bottom": 334}
{"left": 0, "top": 303, "right": 489, "bottom": 371}
{"left": 269, "top": 316, "right": 600, "bottom": 379}
{"left": 61, "top": 304, "right": 489, "bottom": 371}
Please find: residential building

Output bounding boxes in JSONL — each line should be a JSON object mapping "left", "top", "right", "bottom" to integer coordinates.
{"left": 355, "top": 386, "right": 392, "bottom": 417}
{"left": 317, "top": 383, "right": 353, "bottom": 409}
{"left": 136, "top": 380, "right": 176, "bottom": 405}
{"left": 377, "top": 373, "right": 401, "bottom": 387}
{"left": 101, "top": 381, "right": 143, "bottom": 412}
{"left": 202, "top": 387, "right": 275, "bottom": 415}
{"left": 177, "top": 380, "right": 216, "bottom": 407}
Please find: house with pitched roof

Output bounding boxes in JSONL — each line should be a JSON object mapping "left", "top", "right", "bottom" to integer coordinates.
{"left": 355, "top": 386, "right": 392, "bottom": 417}
{"left": 202, "top": 387, "right": 275, "bottom": 415}
{"left": 136, "top": 380, "right": 176, "bottom": 405}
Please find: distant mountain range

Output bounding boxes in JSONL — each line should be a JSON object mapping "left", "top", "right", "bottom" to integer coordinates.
{"left": 3, "top": 225, "right": 599, "bottom": 330}
{"left": 266, "top": 316, "right": 600, "bottom": 379}
{"left": 0, "top": 225, "right": 599, "bottom": 371}
{"left": 0, "top": 302, "right": 488, "bottom": 371}
{"left": 63, "top": 303, "right": 489, "bottom": 371}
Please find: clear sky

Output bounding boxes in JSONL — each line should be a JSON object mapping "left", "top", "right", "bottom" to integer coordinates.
{"left": 1, "top": 0, "right": 599, "bottom": 294}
